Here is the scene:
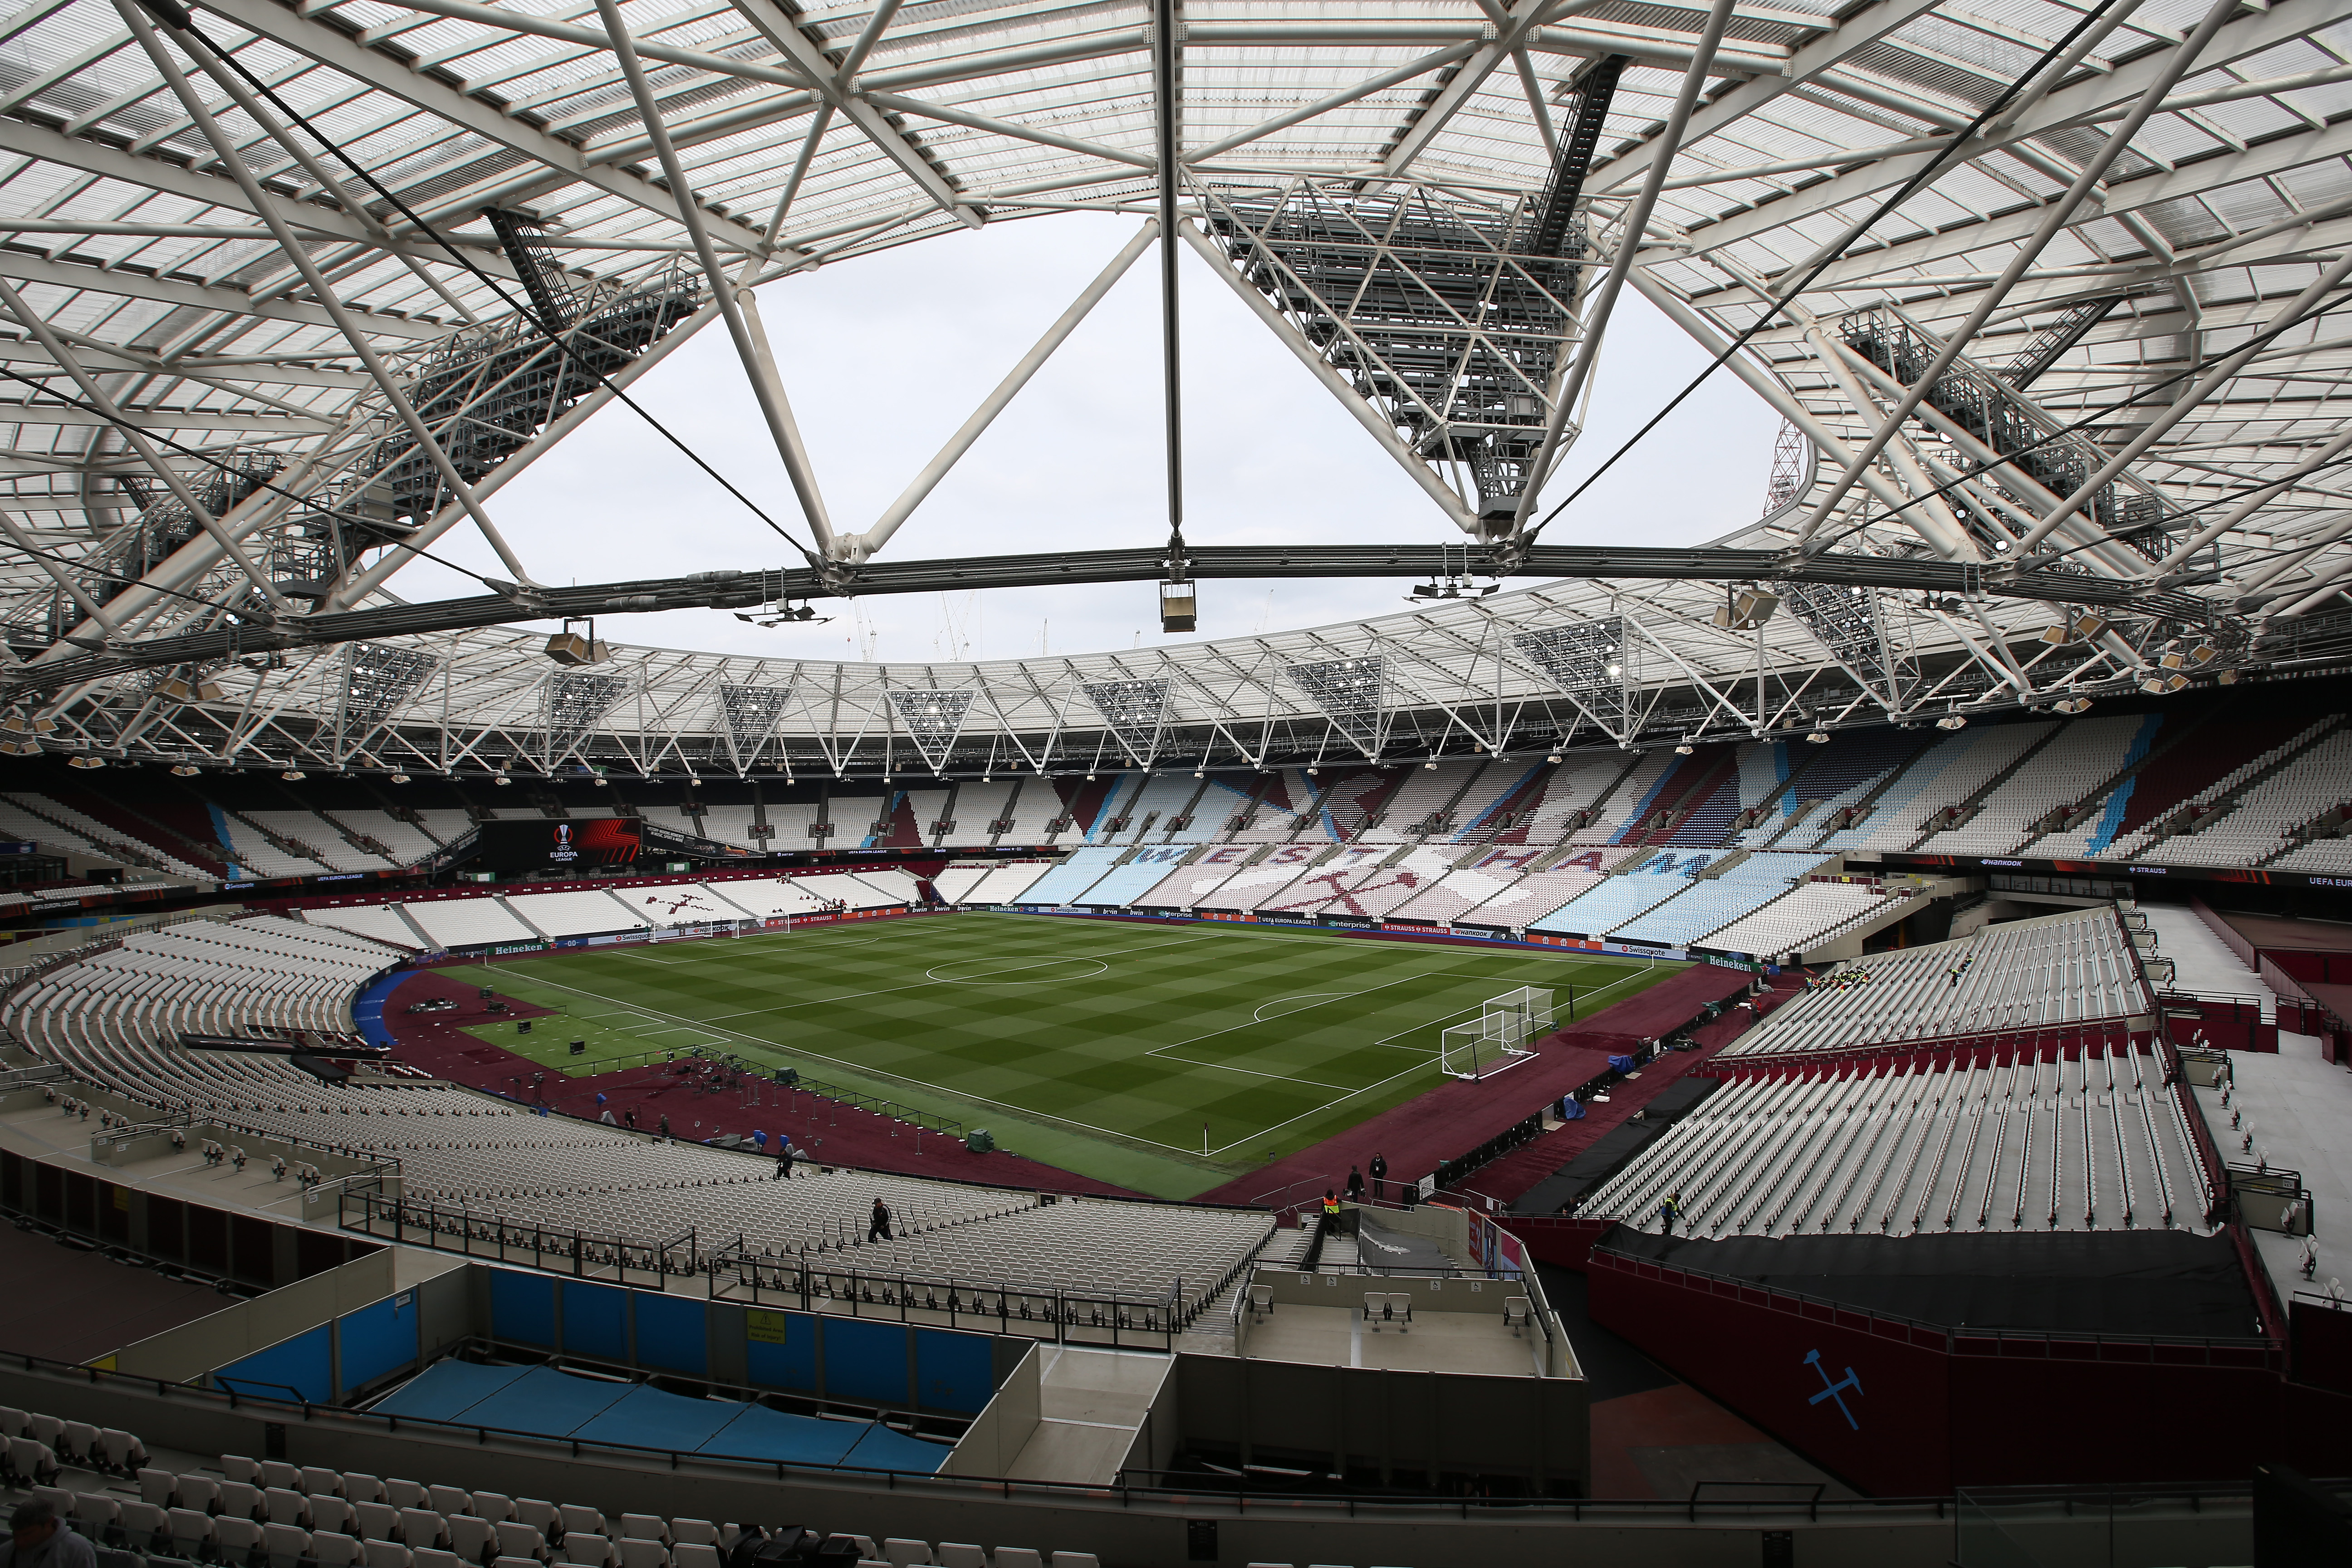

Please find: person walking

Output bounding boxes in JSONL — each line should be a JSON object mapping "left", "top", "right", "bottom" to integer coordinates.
{"left": 868, "top": 1197, "right": 893, "bottom": 1243}
{"left": 1320, "top": 1188, "right": 1340, "bottom": 1233}
{"left": 1345, "top": 1165, "right": 1366, "bottom": 1204}
{"left": 622, "top": 1107, "right": 637, "bottom": 1130}
{"left": 657, "top": 1112, "right": 671, "bottom": 1140}
{"left": 1368, "top": 1152, "right": 1388, "bottom": 1202}
{"left": 1658, "top": 1191, "right": 1682, "bottom": 1235}
{"left": 775, "top": 1144, "right": 795, "bottom": 1181}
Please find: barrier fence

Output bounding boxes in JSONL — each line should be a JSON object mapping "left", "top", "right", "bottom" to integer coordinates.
{"left": 710, "top": 1253, "right": 1179, "bottom": 1350}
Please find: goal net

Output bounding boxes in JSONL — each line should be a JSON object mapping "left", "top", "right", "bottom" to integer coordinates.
{"left": 1439, "top": 986, "right": 1554, "bottom": 1080}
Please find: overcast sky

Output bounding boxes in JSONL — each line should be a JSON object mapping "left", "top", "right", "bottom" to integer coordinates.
{"left": 388, "top": 211, "right": 1783, "bottom": 665}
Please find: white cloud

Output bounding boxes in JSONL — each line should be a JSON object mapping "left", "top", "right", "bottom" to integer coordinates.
{"left": 388, "top": 211, "right": 1779, "bottom": 663}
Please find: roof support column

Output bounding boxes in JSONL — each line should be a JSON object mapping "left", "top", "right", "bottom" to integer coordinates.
{"left": 593, "top": 0, "right": 838, "bottom": 561}
{"left": 0, "top": 276, "right": 295, "bottom": 619}
{"left": 1792, "top": 0, "right": 2244, "bottom": 548}
{"left": 118, "top": 0, "right": 539, "bottom": 589}
{"left": 1511, "top": 0, "right": 1736, "bottom": 538}
{"left": 2018, "top": 248, "right": 2352, "bottom": 549}
{"left": 850, "top": 221, "right": 1159, "bottom": 559}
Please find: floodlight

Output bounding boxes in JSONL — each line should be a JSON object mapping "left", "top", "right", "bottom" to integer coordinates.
{"left": 390, "top": 773, "right": 411, "bottom": 784}
{"left": 2142, "top": 673, "right": 2190, "bottom": 694}
{"left": 1605, "top": 662, "right": 1622, "bottom": 677}
{"left": 1424, "top": 761, "right": 1438, "bottom": 769}
{"left": 1307, "top": 766, "right": 1320, "bottom": 775}
{"left": 1674, "top": 742, "right": 1695, "bottom": 755}
{"left": 282, "top": 770, "right": 306, "bottom": 781}
{"left": 2217, "top": 669, "right": 2241, "bottom": 685}
{"left": 1711, "top": 587, "right": 1779, "bottom": 631}
{"left": 1546, "top": 754, "right": 1561, "bottom": 764}
{"left": 0, "top": 740, "right": 40, "bottom": 756}
{"left": 68, "top": 755, "right": 103, "bottom": 769}
{"left": 495, "top": 773, "right": 514, "bottom": 786}
{"left": 1935, "top": 713, "right": 1968, "bottom": 730}
{"left": 1806, "top": 730, "right": 1830, "bottom": 744}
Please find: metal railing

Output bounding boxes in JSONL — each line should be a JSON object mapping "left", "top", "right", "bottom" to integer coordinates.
{"left": 340, "top": 1190, "right": 696, "bottom": 1288}
{"left": 712, "top": 1253, "right": 1178, "bottom": 1349}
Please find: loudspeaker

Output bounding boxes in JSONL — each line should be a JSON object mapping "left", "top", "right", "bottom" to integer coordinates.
{"left": 568, "top": 1040, "right": 586, "bottom": 1056}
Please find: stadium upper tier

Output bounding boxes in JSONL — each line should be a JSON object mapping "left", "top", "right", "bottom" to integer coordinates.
{"left": 0, "top": 0, "right": 2342, "bottom": 779}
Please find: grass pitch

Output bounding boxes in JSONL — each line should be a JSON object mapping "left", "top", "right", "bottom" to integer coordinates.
{"left": 443, "top": 912, "right": 1678, "bottom": 1198}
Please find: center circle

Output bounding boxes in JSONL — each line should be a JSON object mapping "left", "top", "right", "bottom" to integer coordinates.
{"left": 926, "top": 956, "right": 1111, "bottom": 985}
{"left": 1253, "top": 993, "right": 1353, "bottom": 1022}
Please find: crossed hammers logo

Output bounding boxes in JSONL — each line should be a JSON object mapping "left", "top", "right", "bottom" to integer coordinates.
{"left": 1804, "top": 1348, "right": 1863, "bottom": 1430}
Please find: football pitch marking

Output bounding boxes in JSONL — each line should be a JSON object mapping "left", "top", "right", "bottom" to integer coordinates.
{"left": 1252, "top": 992, "right": 1354, "bottom": 1022}
{"left": 470, "top": 916, "right": 1665, "bottom": 1161}
{"left": 926, "top": 956, "right": 1111, "bottom": 985}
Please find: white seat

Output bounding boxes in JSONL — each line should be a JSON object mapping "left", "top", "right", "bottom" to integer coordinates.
{"left": 472, "top": 1495, "right": 516, "bottom": 1525}
{"left": 302, "top": 1468, "right": 345, "bottom": 1498}
{"left": 221, "top": 1483, "right": 266, "bottom": 1521}
{"left": 100, "top": 1428, "right": 147, "bottom": 1470}
{"left": 936, "top": 1548, "right": 986, "bottom": 1568}
{"left": 401, "top": 1509, "right": 448, "bottom": 1551}
{"left": 450, "top": 1516, "right": 499, "bottom": 1561}
{"left": 387, "top": 1482, "right": 429, "bottom": 1511}
{"left": 496, "top": 1523, "right": 548, "bottom": 1561}
{"left": 176, "top": 1476, "right": 221, "bottom": 1514}
{"left": 671, "top": 1546, "right": 722, "bottom": 1568}
{"left": 315, "top": 1532, "right": 365, "bottom": 1568}
{"left": 138, "top": 1469, "right": 177, "bottom": 1509}
{"left": 558, "top": 1507, "right": 604, "bottom": 1540}
{"left": 267, "top": 1488, "right": 314, "bottom": 1528}
{"left": 222, "top": 1455, "right": 260, "bottom": 1485}
{"left": 882, "top": 1542, "right": 931, "bottom": 1568}
{"left": 995, "top": 1552, "right": 1045, "bottom": 1568}
{"left": 314, "top": 1498, "right": 358, "bottom": 1536}
{"left": 354, "top": 1503, "right": 402, "bottom": 1542}
{"left": 617, "top": 1518, "right": 668, "bottom": 1546}
{"left": 119, "top": 1501, "right": 169, "bottom": 1548}
{"left": 216, "top": 1517, "right": 267, "bottom": 1564}
{"left": 618, "top": 1542, "right": 669, "bottom": 1568}
{"left": 561, "top": 1534, "right": 616, "bottom": 1568}
{"left": 1049, "top": 1556, "right": 1101, "bottom": 1568}
{"left": 260, "top": 1461, "right": 302, "bottom": 1491}
{"left": 168, "top": 1508, "right": 216, "bottom": 1556}
{"left": 670, "top": 1524, "right": 720, "bottom": 1549}
{"left": 364, "top": 1541, "right": 414, "bottom": 1568}
{"left": 71, "top": 1494, "right": 119, "bottom": 1533}
{"left": 266, "top": 1523, "right": 313, "bottom": 1568}
{"left": 497, "top": 1557, "right": 546, "bottom": 1568}
{"left": 516, "top": 1504, "right": 559, "bottom": 1537}
{"left": 430, "top": 1487, "right": 474, "bottom": 1518}
{"left": 415, "top": 1550, "right": 470, "bottom": 1568}
{"left": 344, "top": 1475, "right": 388, "bottom": 1505}
{"left": 0, "top": 1408, "right": 22, "bottom": 1438}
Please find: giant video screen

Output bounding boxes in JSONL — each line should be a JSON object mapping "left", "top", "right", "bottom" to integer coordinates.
{"left": 472, "top": 816, "right": 641, "bottom": 871}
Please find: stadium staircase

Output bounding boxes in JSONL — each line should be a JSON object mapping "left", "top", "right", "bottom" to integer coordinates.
{"left": 1905, "top": 723, "right": 2063, "bottom": 844}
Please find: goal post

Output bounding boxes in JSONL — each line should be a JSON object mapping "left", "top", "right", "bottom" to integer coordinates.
{"left": 1441, "top": 986, "right": 1554, "bottom": 1080}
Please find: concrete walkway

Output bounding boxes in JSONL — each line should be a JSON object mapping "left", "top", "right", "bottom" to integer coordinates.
{"left": 2143, "top": 903, "right": 2266, "bottom": 1000}
{"left": 2190, "top": 1028, "right": 2352, "bottom": 1313}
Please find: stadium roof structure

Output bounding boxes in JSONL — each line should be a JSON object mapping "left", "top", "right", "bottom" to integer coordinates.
{"left": 0, "top": 0, "right": 2348, "bottom": 776}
